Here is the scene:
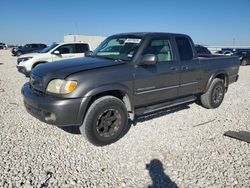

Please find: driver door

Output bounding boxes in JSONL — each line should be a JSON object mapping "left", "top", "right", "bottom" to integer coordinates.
{"left": 133, "top": 37, "right": 180, "bottom": 107}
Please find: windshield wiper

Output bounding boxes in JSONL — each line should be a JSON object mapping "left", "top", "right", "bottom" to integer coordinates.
{"left": 94, "top": 55, "right": 115, "bottom": 60}
{"left": 115, "top": 58, "right": 127, "bottom": 62}
{"left": 93, "top": 55, "right": 128, "bottom": 62}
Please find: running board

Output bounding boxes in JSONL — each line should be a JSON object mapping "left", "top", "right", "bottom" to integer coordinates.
{"left": 135, "top": 96, "right": 197, "bottom": 116}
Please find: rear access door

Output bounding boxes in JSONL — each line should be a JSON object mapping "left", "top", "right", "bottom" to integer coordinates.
{"left": 175, "top": 37, "right": 201, "bottom": 96}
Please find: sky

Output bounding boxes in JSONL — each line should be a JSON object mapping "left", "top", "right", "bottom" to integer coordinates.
{"left": 0, "top": 0, "right": 250, "bottom": 46}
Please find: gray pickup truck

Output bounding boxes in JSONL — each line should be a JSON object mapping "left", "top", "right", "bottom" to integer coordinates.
{"left": 22, "top": 32, "right": 240, "bottom": 146}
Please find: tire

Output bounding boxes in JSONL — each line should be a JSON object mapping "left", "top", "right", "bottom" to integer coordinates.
{"left": 200, "top": 78, "right": 225, "bottom": 109}
{"left": 16, "top": 51, "right": 22, "bottom": 56}
{"left": 241, "top": 59, "right": 248, "bottom": 66}
{"left": 79, "top": 96, "right": 128, "bottom": 146}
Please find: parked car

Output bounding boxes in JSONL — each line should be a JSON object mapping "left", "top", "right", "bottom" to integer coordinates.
{"left": 215, "top": 50, "right": 234, "bottom": 56}
{"left": 0, "top": 43, "right": 7, "bottom": 50}
{"left": 12, "top": 43, "right": 47, "bottom": 56}
{"left": 22, "top": 32, "right": 240, "bottom": 146}
{"left": 7, "top": 44, "right": 18, "bottom": 50}
{"left": 195, "top": 45, "right": 211, "bottom": 56}
{"left": 16, "top": 42, "right": 91, "bottom": 77}
{"left": 233, "top": 50, "right": 250, "bottom": 65}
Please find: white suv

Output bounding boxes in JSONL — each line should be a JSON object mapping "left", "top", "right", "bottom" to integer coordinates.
{"left": 16, "top": 42, "right": 91, "bottom": 77}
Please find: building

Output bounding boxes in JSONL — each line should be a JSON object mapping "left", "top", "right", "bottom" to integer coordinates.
{"left": 64, "top": 34, "right": 106, "bottom": 50}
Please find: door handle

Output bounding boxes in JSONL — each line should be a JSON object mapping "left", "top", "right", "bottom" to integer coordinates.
{"left": 170, "top": 67, "right": 178, "bottom": 71}
{"left": 182, "top": 66, "right": 189, "bottom": 70}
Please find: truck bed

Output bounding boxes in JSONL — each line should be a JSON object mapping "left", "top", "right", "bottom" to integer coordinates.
{"left": 198, "top": 55, "right": 240, "bottom": 90}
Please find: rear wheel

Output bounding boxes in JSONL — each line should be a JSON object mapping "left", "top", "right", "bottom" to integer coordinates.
{"left": 200, "top": 78, "right": 225, "bottom": 109}
{"left": 79, "top": 96, "right": 128, "bottom": 146}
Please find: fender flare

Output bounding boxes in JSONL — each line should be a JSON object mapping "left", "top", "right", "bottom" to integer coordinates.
{"left": 205, "top": 71, "right": 229, "bottom": 92}
{"left": 76, "top": 84, "right": 134, "bottom": 124}
{"left": 32, "top": 61, "right": 48, "bottom": 69}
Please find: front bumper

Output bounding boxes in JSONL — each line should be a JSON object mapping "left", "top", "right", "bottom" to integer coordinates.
{"left": 22, "top": 83, "right": 89, "bottom": 126}
{"left": 16, "top": 66, "right": 30, "bottom": 77}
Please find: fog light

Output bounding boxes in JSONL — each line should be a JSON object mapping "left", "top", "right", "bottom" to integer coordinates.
{"left": 45, "top": 113, "right": 56, "bottom": 122}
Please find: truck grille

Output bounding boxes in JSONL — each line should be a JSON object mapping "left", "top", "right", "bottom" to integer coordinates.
{"left": 30, "top": 74, "right": 44, "bottom": 94}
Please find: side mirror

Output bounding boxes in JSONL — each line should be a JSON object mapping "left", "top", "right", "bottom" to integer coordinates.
{"left": 140, "top": 54, "right": 157, "bottom": 65}
{"left": 85, "top": 51, "right": 93, "bottom": 57}
{"left": 53, "top": 50, "right": 60, "bottom": 55}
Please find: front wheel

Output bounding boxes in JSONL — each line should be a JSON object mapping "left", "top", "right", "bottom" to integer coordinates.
{"left": 79, "top": 96, "right": 128, "bottom": 146}
{"left": 16, "top": 51, "right": 22, "bottom": 56}
{"left": 200, "top": 78, "right": 225, "bottom": 109}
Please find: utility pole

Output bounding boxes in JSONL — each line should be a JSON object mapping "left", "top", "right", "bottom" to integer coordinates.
{"left": 233, "top": 38, "right": 235, "bottom": 46}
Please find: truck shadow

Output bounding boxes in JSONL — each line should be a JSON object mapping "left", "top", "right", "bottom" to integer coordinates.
{"left": 58, "top": 126, "right": 81, "bottom": 134}
{"left": 146, "top": 159, "right": 178, "bottom": 188}
{"left": 58, "top": 120, "right": 133, "bottom": 137}
{"left": 134, "top": 104, "right": 190, "bottom": 125}
{"left": 58, "top": 104, "right": 190, "bottom": 135}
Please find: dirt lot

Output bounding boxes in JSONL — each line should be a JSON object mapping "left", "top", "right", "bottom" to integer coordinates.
{"left": 0, "top": 50, "right": 249, "bottom": 187}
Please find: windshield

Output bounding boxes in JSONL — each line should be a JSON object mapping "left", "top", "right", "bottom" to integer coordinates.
{"left": 92, "top": 36, "right": 142, "bottom": 61}
{"left": 40, "top": 43, "right": 58, "bottom": 53}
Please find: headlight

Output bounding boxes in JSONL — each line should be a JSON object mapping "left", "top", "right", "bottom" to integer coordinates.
{"left": 46, "top": 79, "right": 77, "bottom": 94}
{"left": 18, "top": 57, "right": 33, "bottom": 62}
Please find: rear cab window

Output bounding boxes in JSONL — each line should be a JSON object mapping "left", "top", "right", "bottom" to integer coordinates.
{"left": 74, "top": 44, "right": 89, "bottom": 53}
{"left": 175, "top": 37, "right": 194, "bottom": 61}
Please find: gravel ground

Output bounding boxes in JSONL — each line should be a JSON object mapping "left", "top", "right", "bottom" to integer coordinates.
{"left": 0, "top": 50, "right": 249, "bottom": 188}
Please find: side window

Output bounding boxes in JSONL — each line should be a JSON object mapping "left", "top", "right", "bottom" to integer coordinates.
{"left": 56, "top": 44, "right": 74, "bottom": 54}
{"left": 32, "top": 44, "right": 38, "bottom": 48}
{"left": 142, "top": 38, "right": 174, "bottom": 62}
{"left": 175, "top": 37, "right": 193, "bottom": 61}
{"left": 74, "top": 44, "right": 89, "bottom": 53}
{"left": 38, "top": 44, "right": 46, "bottom": 48}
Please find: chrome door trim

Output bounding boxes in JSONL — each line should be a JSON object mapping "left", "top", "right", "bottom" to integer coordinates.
{"left": 136, "top": 85, "right": 179, "bottom": 95}
{"left": 180, "top": 81, "right": 198, "bottom": 87}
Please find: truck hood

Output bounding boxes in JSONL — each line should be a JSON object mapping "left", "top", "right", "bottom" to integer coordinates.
{"left": 32, "top": 57, "right": 126, "bottom": 78}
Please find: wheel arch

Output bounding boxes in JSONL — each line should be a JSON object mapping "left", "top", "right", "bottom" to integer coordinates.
{"left": 78, "top": 85, "right": 134, "bottom": 125}
{"left": 205, "top": 72, "right": 229, "bottom": 92}
{"left": 32, "top": 61, "right": 48, "bottom": 69}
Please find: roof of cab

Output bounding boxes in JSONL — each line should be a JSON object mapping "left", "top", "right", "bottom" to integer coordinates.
{"left": 112, "top": 32, "right": 190, "bottom": 38}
